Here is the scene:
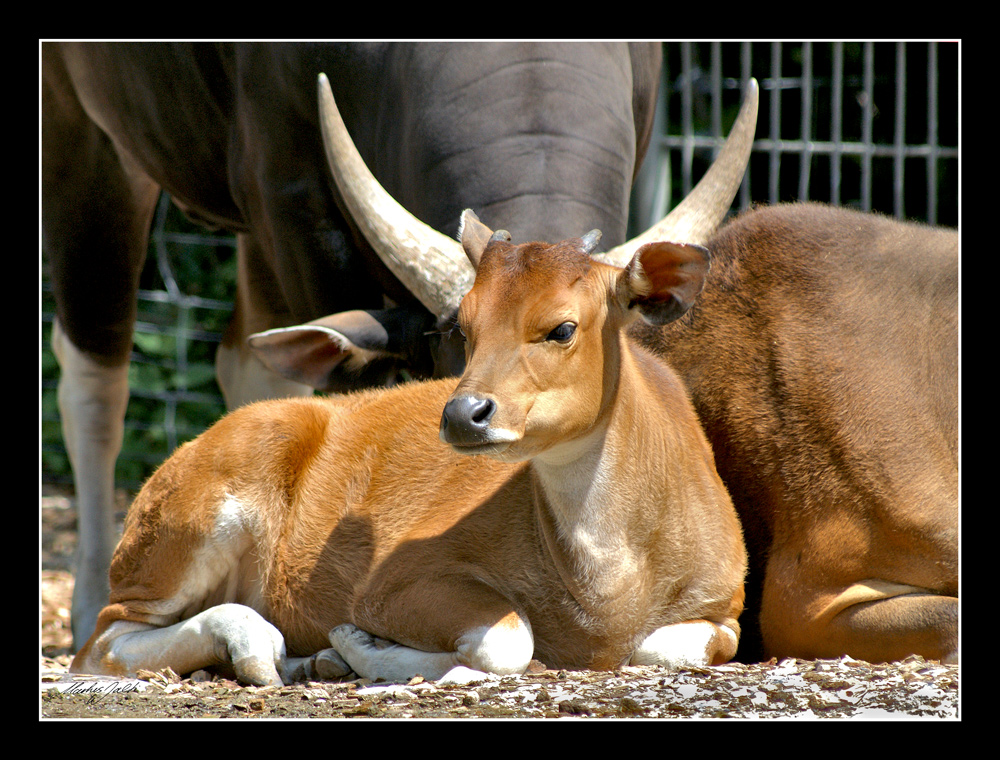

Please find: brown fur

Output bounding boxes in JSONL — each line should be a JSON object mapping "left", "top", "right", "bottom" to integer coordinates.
{"left": 633, "top": 203, "right": 958, "bottom": 662}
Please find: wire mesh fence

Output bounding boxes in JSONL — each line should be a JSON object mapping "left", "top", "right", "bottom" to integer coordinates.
{"left": 631, "top": 41, "right": 958, "bottom": 231}
{"left": 40, "top": 41, "right": 959, "bottom": 492}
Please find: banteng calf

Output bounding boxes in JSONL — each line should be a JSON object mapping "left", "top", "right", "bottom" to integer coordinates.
{"left": 70, "top": 210, "right": 747, "bottom": 686}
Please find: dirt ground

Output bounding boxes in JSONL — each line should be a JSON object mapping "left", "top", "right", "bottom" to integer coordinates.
{"left": 40, "top": 488, "right": 960, "bottom": 721}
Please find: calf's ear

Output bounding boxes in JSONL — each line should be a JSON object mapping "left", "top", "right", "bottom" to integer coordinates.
{"left": 623, "top": 241, "right": 711, "bottom": 325}
{"left": 458, "top": 209, "right": 511, "bottom": 268}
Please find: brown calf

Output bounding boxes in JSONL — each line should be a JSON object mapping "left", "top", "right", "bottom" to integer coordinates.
{"left": 71, "top": 210, "right": 746, "bottom": 685}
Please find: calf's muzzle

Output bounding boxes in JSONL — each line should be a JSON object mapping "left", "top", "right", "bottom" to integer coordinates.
{"left": 440, "top": 394, "right": 498, "bottom": 446}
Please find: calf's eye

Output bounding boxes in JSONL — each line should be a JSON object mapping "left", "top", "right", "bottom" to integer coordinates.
{"left": 546, "top": 322, "right": 576, "bottom": 343}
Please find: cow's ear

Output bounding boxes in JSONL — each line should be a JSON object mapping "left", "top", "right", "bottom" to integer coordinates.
{"left": 623, "top": 241, "right": 711, "bottom": 325}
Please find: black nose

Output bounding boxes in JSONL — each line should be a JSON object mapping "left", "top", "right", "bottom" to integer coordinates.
{"left": 440, "top": 394, "right": 497, "bottom": 445}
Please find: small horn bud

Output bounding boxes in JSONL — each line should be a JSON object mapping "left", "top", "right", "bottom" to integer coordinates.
{"left": 580, "top": 229, "right": 602, "bottom": 254}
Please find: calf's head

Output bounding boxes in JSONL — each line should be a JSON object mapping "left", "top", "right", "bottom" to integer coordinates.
{"left": 439, "top": 210, "right": 710, "bottom": 463}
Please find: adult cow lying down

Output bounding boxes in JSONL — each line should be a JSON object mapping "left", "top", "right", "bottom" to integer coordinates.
{"left": 630, "top": 202, "right": 959, "bottom": 664}
{"left": 70, "top": 210, "right": 747, "bottom": 686}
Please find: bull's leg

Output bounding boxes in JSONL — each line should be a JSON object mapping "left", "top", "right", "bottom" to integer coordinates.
{"left": 43, "top": 57, "right": 161, "bottom": 648}
{"left": 51, "top": 322, "right": 130, "bottom": 648}
{"left": 762, "top": 578, "right": 959, "bottom": 663}
{"left": 71, "top": 603, "right": 293, "bottom": 687}
{"left": 215, "top": 234, "right": 315, "bottom": 410}
{"left": 216, "top": 340, "right": 315, "bottom": 410}
{"left": 630, "top": 619, "right": 740, "bottom": 669}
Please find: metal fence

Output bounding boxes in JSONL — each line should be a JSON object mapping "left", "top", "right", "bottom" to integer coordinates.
{"left": 632, "top": 41, "right": 958, "bottom": 230}
{"left": 40, "top": 41, "right": 959, "bottom": 491}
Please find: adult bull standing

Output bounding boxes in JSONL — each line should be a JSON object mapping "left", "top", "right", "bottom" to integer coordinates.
{"left": 43, "top": 42, "right": 753, "bottom": 650}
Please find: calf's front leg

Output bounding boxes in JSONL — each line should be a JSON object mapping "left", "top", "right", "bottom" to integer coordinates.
{"left": 630, "top": 619, "right": 740, "bottom": 669}
{"left": 327, "top": 612, "right": 534, "bottom": 685}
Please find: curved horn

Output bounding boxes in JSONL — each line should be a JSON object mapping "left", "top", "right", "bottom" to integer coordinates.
{"left": 595, "top": 78, "right": 759, "bottom": 268}
{"left": 317, "top": 73, "right": 474, "bottom": 318}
